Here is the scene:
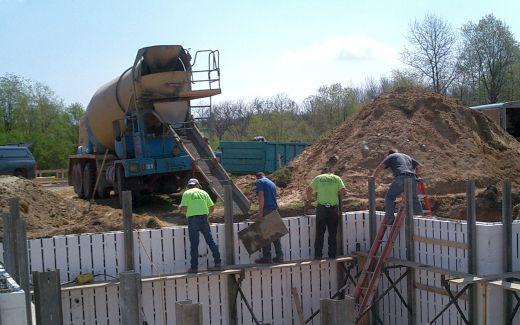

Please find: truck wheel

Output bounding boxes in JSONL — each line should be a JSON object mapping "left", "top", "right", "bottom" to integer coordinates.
{"left": 13, "top": 169, "right": 26, "bottom": 178}
{"left": 116, "top": 166, "right": 140, "bottom": 207}
{"left": 83, "top": 163, "right": 96, "bottom": 200}
{"left": 72, "top": 163, "right": 84, "bottom": 198}
{"left": 96, "top": 185, "right": 111, "bottom": 199}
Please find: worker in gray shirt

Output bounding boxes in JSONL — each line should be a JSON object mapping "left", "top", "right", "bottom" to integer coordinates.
{"left": 372, "top": 149, "right": 423, "bottom": 223}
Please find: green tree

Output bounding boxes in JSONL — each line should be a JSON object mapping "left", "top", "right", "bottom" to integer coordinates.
{"left": 402, "top": 14, "right": 459, "bottom": 94}
{"left": 0, "top": 73, "right": 85, "bottom": 169}
{"left": 461, "top": 14, "right": 519, "bottom": 103}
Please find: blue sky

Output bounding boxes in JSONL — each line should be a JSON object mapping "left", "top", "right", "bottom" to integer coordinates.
{"left": 0, "top": 0, "right": 519, "bottom": 107}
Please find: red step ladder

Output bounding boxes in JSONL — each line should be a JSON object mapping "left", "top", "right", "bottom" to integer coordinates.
{"left": 417, "top": 178, "right": 433, "bottom": 216}
{"left": 354, "top": 179, "right": 432, "bottom": 318}
{"left": 354, "top": 202, "right": 407, "bottom": 317}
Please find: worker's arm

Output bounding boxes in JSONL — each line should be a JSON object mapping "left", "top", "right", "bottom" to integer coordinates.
{"left": 339, "top": 187, "right": 347, "bottom": 198}
{"left": 179, "top": 192, "right": 188, "bottom": 215}
{"left": 415, "top": 163, "right": 423, "bottom": 176}
{"left": 372, "top": 162, "right": 385, "bottom": 179}
{"left": 209, "top": 206, "right": 215, "bottom": 214}
{"left": 257, "top": 191, "right": 265, "bottom": 218}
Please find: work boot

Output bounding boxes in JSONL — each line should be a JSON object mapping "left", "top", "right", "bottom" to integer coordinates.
{"left": 255, "top": 257, "right": 272, "bottom": 264}
{"left": 187, "top": 267, "right": 198, "bottom": 274}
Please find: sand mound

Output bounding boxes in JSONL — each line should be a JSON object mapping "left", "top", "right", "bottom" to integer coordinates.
{"left": 0, "top": 176, "right": 144, "bottom": 238}
{"left": 280, "top": 88, "right": 520, "bottom": 218}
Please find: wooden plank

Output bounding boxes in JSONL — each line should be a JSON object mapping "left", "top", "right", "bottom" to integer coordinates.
{"left": 291, "top": 287, "right": 306, "bottom": 325}
{"left": 355, "top": 252, "right": 470, "bottom": 278}
{"left": 414, "top": 282, "right": 468, "bottom": 300}
{"left": 122, "top": 191, "right": 134, "bottom": 272}
{"left": 489, "top": 280, "right": 520, "bottom": 292}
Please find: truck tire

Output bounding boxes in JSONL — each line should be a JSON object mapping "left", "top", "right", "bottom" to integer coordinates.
{"left": 83, "top": 163, "right": 96, "bottom": 200}
{"left": 13, "top": 169, "right": 26, "bottom": 178}
{"left": 116, "top": 165, "right": 139, "bottom": 207}
{"left": 96, "top": 185, "right": 111, "bottom": 199}
{"left": 72, "top": 163, "right": 84, "bottom": 198}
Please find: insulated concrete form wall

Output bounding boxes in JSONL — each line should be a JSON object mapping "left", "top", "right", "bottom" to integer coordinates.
{"left": 1, "top": 212, "right": 519, "bottom": 324}
{"left": 0, "top": 264, "right": 28, "bottom": 325}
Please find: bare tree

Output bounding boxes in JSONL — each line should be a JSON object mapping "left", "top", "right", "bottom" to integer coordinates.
{"left": 402, "top": 14, "right": 459, "bottom": 94}
{"left": 461, "top": 14, "right": 518, "bottom": 103}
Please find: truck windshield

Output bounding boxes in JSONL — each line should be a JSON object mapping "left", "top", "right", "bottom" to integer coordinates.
{"left": 145, "top": 113, "right": 165, "bottom": 138}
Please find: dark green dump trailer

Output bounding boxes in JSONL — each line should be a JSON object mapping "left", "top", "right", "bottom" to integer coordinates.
{"left": 217, "top": 141, "right": 310, "bottom": 174}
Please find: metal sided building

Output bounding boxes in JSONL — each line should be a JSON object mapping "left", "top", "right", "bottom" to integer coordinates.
{"left": 470, "top": 100, "right": 520, "bottom": 139}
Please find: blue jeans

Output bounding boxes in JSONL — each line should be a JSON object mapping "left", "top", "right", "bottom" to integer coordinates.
{"left": 261, "top": 208, "right": 283, "bottom": 259}
{"left": 385, "top": 175, "right": 423, "bottom": 221}
{"left": 188, "top": 215, "right": 221, "bottom": 269}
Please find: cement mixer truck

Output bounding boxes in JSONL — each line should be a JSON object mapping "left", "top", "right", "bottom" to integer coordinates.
{"left": 68, "top": 45, "right": 250, "bottom": 213}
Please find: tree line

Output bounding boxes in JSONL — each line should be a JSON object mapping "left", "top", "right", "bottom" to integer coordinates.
{"left": 0, "top": 74, "right": 84, "bottom": 169}
{"left": 200, "top": 74, "right": 415, "bottom": 145}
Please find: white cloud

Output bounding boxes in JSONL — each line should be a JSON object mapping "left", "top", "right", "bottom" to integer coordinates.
{"left": 280, "top": 36, "right": 399, "bottom": 64}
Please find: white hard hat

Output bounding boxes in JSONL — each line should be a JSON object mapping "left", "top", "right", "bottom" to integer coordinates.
{"left": 187, "top": 178, "right": 200, "bottom": 186}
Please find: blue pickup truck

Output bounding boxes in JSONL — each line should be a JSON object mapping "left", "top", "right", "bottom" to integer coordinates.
{"left": 0, "top": 144, "right": 37, "bottom": 179}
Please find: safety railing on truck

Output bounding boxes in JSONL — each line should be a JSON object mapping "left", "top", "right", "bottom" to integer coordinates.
{"left": 35, "top": 169, "right": 68, "bottom": 179}
{"left": 189, "top": 50, "right": 220, "bottom": 125}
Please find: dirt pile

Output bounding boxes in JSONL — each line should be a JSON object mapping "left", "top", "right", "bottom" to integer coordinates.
{"left": 281, "top": 88, "right": 520, "bottom": 220}
{"left": 0, "top": 176, "right": 127, "bottom": 238}
{"left": 0, "top": 176, "right": 191, "bottom": 238}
